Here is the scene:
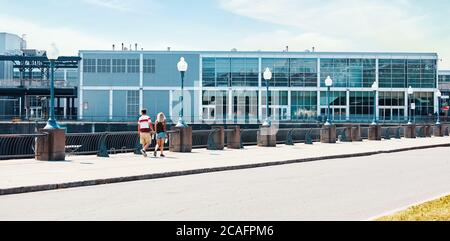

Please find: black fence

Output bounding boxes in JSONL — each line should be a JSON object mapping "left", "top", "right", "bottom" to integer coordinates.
{"left": 0, "top": 125, "right": 448, "bottom": 160}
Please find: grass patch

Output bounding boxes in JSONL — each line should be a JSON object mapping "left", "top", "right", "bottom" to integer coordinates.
{"left": 377, "top": 195, "right": 450, "bottom": 221}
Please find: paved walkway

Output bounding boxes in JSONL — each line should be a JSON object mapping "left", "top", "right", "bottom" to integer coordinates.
{"left": 1, "top": 137, "right": 450, "bottom": 195}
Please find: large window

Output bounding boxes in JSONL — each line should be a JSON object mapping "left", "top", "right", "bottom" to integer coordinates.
{"left": 202, "top": 58, "right": 259, "bottom": 87}
{"left": 349, "top": 91, "right": 374, "bottom": 121}
{"left": 126, "top": 90, "right": 139, "bottom": 118}
{"left": 232, "top": 91, "right": 259, "bottom": 122}
{"left": 202, "top": 58, "right": 216, "bottom": 87}
{"left": 291, "top": 91, "right": 318, "bottom": 120}
{"left": 97, "top": 59, "right": 111, "bottom": 73}
{"left": 439, "top": 74, "right": 450, "bottom": 83}
{"left": 261, "top": 91, "right": 289, "bottom": 121}
{"left": 290, "top": 59, "right": 318, "bottom": 87}
{"left": 231, "top": 58, "right": 259, "bottom": 87}
{"left": 379, "top": 59, "right": 437, "bottom": 88}
{"left": 411, "top": 92, "right": 434, "bottom": 117}
{"left": 202, "top": 90, "right": 228, "bottom": 121}
{"left": 379, "top": 91, "right": 405, "bottom": 107}
{"left": 127, "top": 59, "right": 140, "bottom": 73}
{"left": 143, "top": 59, "right": 156, "bottom": 73}
{"left": 112, "top": 59, "right": 126, "bottom": 73}
{"left": 320, "top": 59, "right": 375, "bottom": 88}
{"left": 84, "top": 59, "right": 96, "bottom": 73}
{"left": 262, "top": 59, "right": 289, "bottom": 87}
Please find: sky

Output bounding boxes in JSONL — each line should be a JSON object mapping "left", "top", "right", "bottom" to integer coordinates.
{"left": 0, "top": 0, "right": 450, "bottom": 68}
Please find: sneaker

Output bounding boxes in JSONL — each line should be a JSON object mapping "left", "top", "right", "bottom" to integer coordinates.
{"left": 154, "top": 151, "right": 157, "bottom": 157}
{"left": 160, "top": 154, "right": 166, "bottom": 158}
{"left": 141, "top": 149, "right": 148, "bottom": 157}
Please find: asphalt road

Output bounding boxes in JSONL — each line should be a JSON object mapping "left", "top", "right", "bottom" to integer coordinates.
{"left": 0, "top": 147, "right": 449, "bottom": 221}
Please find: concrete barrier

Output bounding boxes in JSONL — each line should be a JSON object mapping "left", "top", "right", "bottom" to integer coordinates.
{"left": 433, "top": 124, "right": 444, "bottom": 137}
{"left": 35, "top": 129, "right": 66, "bottom": 161}
{"left": 351, "top": 125, "right": 363, "bottom": 142}
{"left": 227, "top": 126, "right": 242, "bottom": 149}
{"left": 169, "top": 127, "right": 192, "bottom": 153}
{"left": 257, "top": 126, "right": 277, "bottom": 147}
{"left": 368, "top": 124, "right": 382, "bottom": 141}
{"left": 404, "top": 124, "right": 416, "bottom": 139}
{"left": 321, "top": 125, "right": 336, "bottom": 144}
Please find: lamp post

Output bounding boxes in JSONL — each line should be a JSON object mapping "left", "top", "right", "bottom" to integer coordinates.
{"left": 371, "top": 81, "right": 379, "bottom": 125}
{"left": 176, "top": 57, "right": 188, "bottom": 128}
{"left": 44, "top": 43, "right": 60, "bottom": 130}
{"left": 436, "top": 89, "right": 442, "bottom": 125}
{"left": 407, "top": 86, "right": 414, "bottom": 125}
{"left": 262, "top": 68, "right": 272, "bottom": 127}
{"left": 325, "top": 76, "right": 333, "bottom": 126}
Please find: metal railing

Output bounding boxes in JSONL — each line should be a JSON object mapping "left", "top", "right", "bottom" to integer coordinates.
{"left": 1, "top": 124, "right": 449, "bottom": 160}
{"left": 0, "top": 133, "right": 47, "bottom": 160}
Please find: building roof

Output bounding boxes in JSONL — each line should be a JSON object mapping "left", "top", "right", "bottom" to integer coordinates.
{"left": 79, "top": 50, "right": 438, "bottom": 58}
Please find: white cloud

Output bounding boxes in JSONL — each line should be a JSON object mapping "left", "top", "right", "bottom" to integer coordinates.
{"left": 81, "top": 0, "right": 159, "bottom": 14}
{"left": 82, "top": 0, "right": 134, "bottom": 12}
{"left": 0, "top": 14, "right": 109, "bottom": 55}
{"left": 218, "top": 0, "right": 450, "bottom": 68}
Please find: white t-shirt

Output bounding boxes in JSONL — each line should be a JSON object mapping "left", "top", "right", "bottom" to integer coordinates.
{"left": 138, "top": 115, "right": 152, "bottom": 132}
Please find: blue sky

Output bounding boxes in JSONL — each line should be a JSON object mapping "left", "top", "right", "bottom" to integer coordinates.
{"left": 1, "top": 0, "right": 450, "bottom": 68}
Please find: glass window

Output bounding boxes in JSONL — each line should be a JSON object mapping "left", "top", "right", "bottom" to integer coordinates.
{"left": 97, "top": 59, "right": 111, "bottom": 73}
{"left": 380, "top": 59, "right": 436, "bottom": 88}
{"left": 84, "top": 59, "right": 96, "bottom": 73}
{"left": 126, "top": 90, "right": 139, "bottom": 118}
{"left": 143, "top": 59, "right": 156, "bottom": 73}
{"left": 112, "top": 59, "right": 126, "bottom": 73}
{"left": 202, "top": 90, "right": 228, "bottom": 121}
{"left": 320, "top": 58, "right": 375, "bottom": 88}
{"left": 202, "top": 58, "right": 216, "bottom": 87}
{"left": 290, "top": 59, "right": 318, "bottom": 87}
{"left": 127, "top": 59, "right": 140, "bottom": 73}
{"left": 291, "top": 91, "right": 318, "bottom": 120}
{"left": 411, "top": 92, "right": 434, "bottom": 117}
{"left": 379, "top": 91, "right": 405, "bottom": 107}
{"left": 349, "top": 91, "right": 375, "bottom": 121}
{"left": 262, "top": 58, "right": 289, "bottom": 87}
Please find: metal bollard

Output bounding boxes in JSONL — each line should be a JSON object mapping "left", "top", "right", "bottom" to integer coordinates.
{"left": 207, "top": 129, "right": 219, "bottom": 150}
{"left": 305, "top": 129, "right": 314, "bottom": 145}
{"left": 97, "top": 133, "right": 109, "bottom": 158}
{"left": 286, "top": 129, "right": 295, "bottom": 146}
{"left": 395, "top": 127, "right": 402, "bottom": 139}
{"left": 384, "top": 128, "right": 391, "bottom": 140}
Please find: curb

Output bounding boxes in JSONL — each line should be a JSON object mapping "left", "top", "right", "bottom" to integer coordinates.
{"left": 1, "top": 142, "right": 449, "bottom": 196}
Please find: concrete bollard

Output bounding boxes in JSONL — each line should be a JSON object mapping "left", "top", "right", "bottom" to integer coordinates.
{"left": 368, "top": 124, "right": 382, "bottom": 141}
{"left": 351, "top": 125, "right": 363, "bottom": 142}
{"left": 35, "top": 129, "right": 66, "bottom": 161}
{"left": 169, "top": 126, "right": 192, "bottom": 153}
{"left": 321, "top": 124, "right": 336, "bottom": 144}
{"left": 227, "top": 126, "right": 242, "bottom": 149}
{"left": 208, "top": 126, "right": 225, "bottom": 151}
{"left": 404, "top": 124, "right": 416, "bottom": 139}
{"left": 257, "top": 126, "right": 277, "bottom": 147}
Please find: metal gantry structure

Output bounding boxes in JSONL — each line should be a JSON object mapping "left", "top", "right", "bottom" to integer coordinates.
{"left": 0, "top": 54, "right": 81, "bottom": 120}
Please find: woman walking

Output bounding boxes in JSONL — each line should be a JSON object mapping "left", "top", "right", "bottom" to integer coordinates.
{"left": 154, "top": 112, "right": 168, "bottom": 157}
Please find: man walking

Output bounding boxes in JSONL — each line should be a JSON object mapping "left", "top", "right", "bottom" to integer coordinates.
{"left": 138, "top": 109, "right": 154, "bottom": 157}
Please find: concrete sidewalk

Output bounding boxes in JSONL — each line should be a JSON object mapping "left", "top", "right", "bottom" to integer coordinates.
{"left": 1, "top": 137, "right": 450, "bottom": 195}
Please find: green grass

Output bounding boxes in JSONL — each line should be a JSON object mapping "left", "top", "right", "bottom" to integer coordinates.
{"left": 377, "top": 195, "right": 450, "bottom": 221}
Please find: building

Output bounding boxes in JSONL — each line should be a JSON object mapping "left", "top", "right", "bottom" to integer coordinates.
{"left": 0, "top": 33, "right": 80, "bottom": 121}
{"left": 439, "top": 70, "right": 450, "bottom": 116}
{"left": 79, "top": 50, "right": 440, "bottom": 124}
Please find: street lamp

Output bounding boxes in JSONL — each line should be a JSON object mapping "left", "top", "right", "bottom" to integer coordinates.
{"left": 262, "top": 68, "right": 273, "bottom": 127}
{"left": 436, "top": 89, "right": 442, "bottom": 125}
{"left": 176, "top": 57, "right": 188, "bottom": 128}
{"left": 44, "top": 43, "right": 60, "bottom": 130}
{"left": 324, "top": 76, "right": 333, "bottom": 126}
{"left": 371, "top": 81, "right": 379, "bottom": 125}
{"left": 407, "top": 86, "right": 414, "bottom": 125}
